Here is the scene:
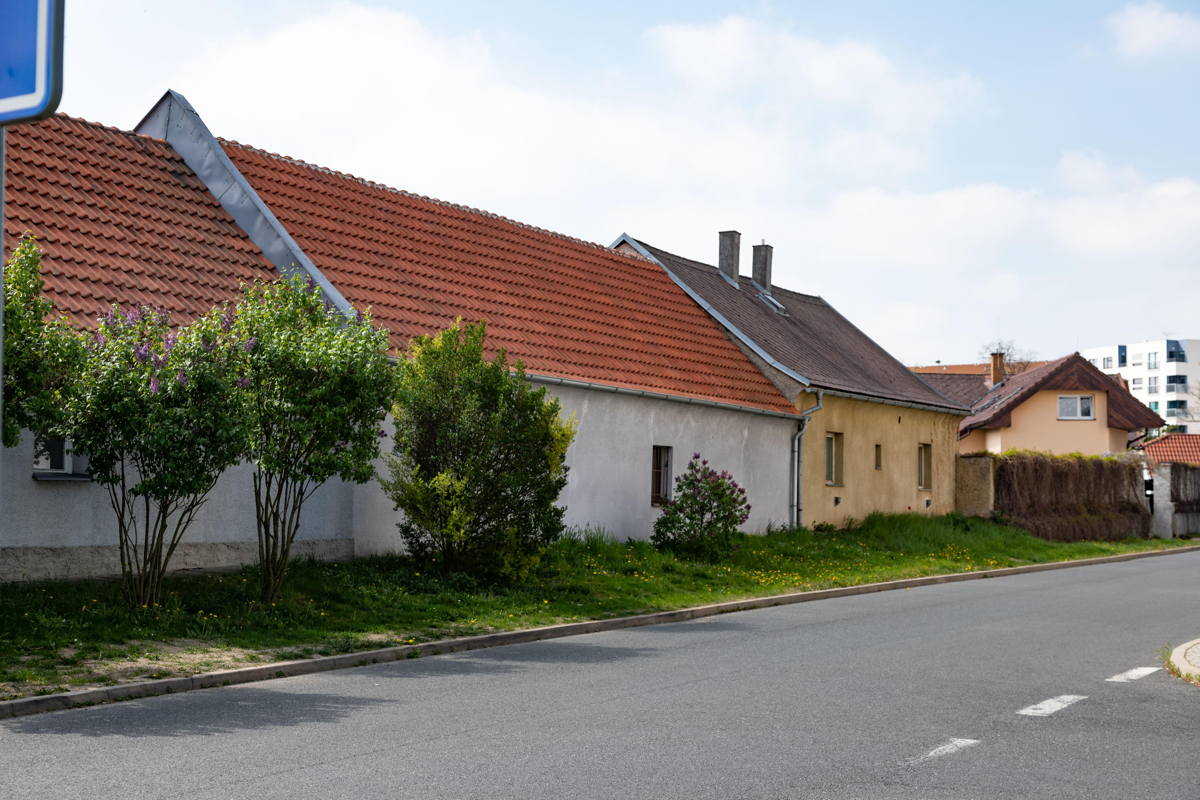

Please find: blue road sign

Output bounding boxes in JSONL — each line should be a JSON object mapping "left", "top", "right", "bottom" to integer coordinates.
{"left": 0, "top": 0, "right": 64, "bottom": 125}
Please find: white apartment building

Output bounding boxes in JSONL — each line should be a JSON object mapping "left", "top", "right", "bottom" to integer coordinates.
{"left": 1079, "top": 339, "right": 1200, "bottom": 433}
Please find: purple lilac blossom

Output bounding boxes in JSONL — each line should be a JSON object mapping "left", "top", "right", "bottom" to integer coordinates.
{"left": 243, "top": 337, "right": 257, "bottom": 353}
{"left": 176, "top": 370, "right": 188, "bottom": 386}
{"left": 149, "top": 376, "right": 160, "bottom": 394}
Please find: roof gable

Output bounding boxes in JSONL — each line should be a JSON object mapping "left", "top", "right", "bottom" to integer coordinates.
{"left": 2, "top": 115, "right": 274, "bottom": 326}
{"left": 962, "top": 353, "right": 1164, "bottom": 433}
{"left": 624, "top": 237, "right": 968, "bottom": 413}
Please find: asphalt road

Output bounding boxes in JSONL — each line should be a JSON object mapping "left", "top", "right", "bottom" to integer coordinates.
{"left": 4, "top": 552, "right": 1199, "bottom": 800}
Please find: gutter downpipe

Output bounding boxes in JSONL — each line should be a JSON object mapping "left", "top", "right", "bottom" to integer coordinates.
{"left": 790, "top": 389, "right": 824, "bottom": 529}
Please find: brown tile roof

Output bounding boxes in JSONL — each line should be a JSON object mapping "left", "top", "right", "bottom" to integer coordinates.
{"left": 2, "top": 115, "right": 275, "bottom": 327}
{"left": 962, "top": 353, "right": 1164, "bottom": 434}
{"left": 629, "top": 239, "right": 968, "bottom": 413}
{"left": 219, "top": 142, "right": 796, "bottom": 415}
{"left": 1142, "top": 433, "right": 1200, "bottom": 465}
{"left": 916, "top": 372, "right": 990, "bottom": 407}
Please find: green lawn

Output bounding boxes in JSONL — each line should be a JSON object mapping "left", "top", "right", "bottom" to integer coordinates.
{"left": 0, "top": 513, "right": 1190, "bottom": 700}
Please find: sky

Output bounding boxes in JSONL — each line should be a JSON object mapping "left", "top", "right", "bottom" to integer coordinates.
{"left": 50, "top": 0, "right": 1200, "bottom": 365}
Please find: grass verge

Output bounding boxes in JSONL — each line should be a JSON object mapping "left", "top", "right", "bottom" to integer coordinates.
{"left": 0, "top": 513, "right": 1191, "bottom": 700}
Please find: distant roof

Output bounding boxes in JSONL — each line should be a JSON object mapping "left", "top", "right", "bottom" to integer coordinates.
{"left": 624, "top": 238, "right": 968, "bottom": 413}
{"left": 3, "top": 115, "right": 274, "bottom": 326}
{"left": 917, "top": 372, "right": 990, "bottom": 407}
{"left": 1142, "top": 433, "right": 1200, "bottom": 466}
{"left": 219, "top": 142, "right": 796, "bottom": 415}
{"left": 910, "top": 360, "right": 1052, "bottom": 375}
{"left": 962, "top": 353, "right": 1164, "bottom": 434}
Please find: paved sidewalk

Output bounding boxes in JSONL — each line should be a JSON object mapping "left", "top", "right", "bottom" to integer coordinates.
{"left": 1169, "top": 638, "right": 1200, "bottom": 681}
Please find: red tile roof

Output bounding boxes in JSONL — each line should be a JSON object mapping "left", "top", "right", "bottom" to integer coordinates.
{"left": 221, "top": 141, "right": 796, "bottom": 415}
{"left": 1142, "top": 433, "right": 1200, "bottom": 465}
{"left": 3, "top": 115, "right": 275, "bottom": 327}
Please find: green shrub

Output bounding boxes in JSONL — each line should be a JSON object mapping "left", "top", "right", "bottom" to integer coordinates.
{"left": 217, "top": 276, "right": 394, "bottom": 602}
{"left": 382, "top": 319, "right": 576, "bottom": 582}
{"left": 651, "top": 453, "right": 750, "bottom": 561}
{"left": 2, "top": 236, "right": 83, "bottom": 447}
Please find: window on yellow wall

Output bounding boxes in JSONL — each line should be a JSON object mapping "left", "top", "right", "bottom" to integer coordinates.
{"left": 917, "top": 443, "right": 932, "bottom": 490}
{"left": 1057, "top": 395, "right": 1095, "bottom": 420}
{"left": 874, "top": 444, "right": 882, "bottom": 470}
{"left": 825, "top": 432, "right": 844, "bottom": 486}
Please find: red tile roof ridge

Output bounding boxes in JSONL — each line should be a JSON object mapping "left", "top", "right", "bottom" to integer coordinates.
{"left": 216, "top": 138, "right": 654, "bottom": 265}
{"left": 40, "top": 111, "right": 164, "bottom": 143}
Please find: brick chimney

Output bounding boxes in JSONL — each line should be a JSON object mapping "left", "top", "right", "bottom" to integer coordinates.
{"left": 989, "top": 352, "right": 1006, "bottom": 386}
{"left": 752, "top": 243, "right": 773, "bottom": 294}
{"left": 718, "top": 230, "right": 740, "bottom": 283}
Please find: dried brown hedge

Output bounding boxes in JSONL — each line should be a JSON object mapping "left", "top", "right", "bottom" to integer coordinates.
{"left": 994, "top": 452, "right": 1148, "bottom": 541}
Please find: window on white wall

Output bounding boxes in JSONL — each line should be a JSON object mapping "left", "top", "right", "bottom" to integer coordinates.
{"left": 651, "top": 445, "right": 672, "bottom": 506}
{"left": 33, "top": 435, "right": 75, "bottom": 474}
{"left": 1148, "top": 351, "right": 1159, "bottom": 369}
{"left": 1057, "top": 395, "right": 1095, "bottom": 420}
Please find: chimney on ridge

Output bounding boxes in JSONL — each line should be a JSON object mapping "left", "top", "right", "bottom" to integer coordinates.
{"left": 752, "top": 242, "right": 773, "bottom": 294}
{"left": 718, "top": 230, "right": 740, "bottom": 284}
{"left": 989, "top": 352, "right": 1006, "bottom": 386}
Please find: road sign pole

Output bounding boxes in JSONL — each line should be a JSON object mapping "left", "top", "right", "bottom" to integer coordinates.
{"left": 1, "top": 125, "right": 6, "bottom": 454}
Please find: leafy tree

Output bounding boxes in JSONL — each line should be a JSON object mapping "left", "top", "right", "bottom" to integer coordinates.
{"left": 382, "top": 319, "right": 576, "bottom": 582}
{"left": 2, "top": 236, "right": 83, "bottom": 447}
{"left": 66, "top": 306, "right": 244, "bottom": 606}
{"left": 651, "top": 454, "right": 751, "bottom": 561}
{"left": 222, "top": 277, "right": 393, "bottom": 602}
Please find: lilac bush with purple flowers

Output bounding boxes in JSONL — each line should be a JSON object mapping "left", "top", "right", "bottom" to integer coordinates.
{"left": 66, "top": 304, "right": 244, "bottom": 606}
{"left": 650, "top": 453, "right": 751, "bottom": 561}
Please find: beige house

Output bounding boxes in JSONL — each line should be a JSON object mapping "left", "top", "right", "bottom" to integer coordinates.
{"left": 918, "top": 354, "right": 1163, "bottom": 456}
{"left": 614, "top": 232, "right": 969, "bottom": 527}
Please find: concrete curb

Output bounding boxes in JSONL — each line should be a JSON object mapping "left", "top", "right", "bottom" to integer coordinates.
{"left": 1167, "top": 638, "right": 1200, "bottom": 684}
{"left": 3, "top": 542, "right": 1198, "bottom": 720}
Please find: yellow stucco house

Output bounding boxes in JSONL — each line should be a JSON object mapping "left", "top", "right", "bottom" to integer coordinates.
{"left": 613, "top": 232, "right": 970, "bottom": 528}
{"left": 918, "top": 353, "right": 1163, "bottom": 455}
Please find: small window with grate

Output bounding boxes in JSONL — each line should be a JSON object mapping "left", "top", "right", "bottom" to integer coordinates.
{"left": 651, "top": 445, "right": 672, "bottom": 506}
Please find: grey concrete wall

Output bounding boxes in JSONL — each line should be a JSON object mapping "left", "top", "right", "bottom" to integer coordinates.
{"left": 955, "top": 455, "right": 996, "bottom": 518}
{"left": 1152, "top": 462, "right": 1200, "bottom": 538}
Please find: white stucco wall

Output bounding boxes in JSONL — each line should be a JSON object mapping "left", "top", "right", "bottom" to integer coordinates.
{"left": 0, "top": 386, "right": 798, "bottom": 578}
{"left": 0, "top": 432, "right": 358, "bottom": 581}
{"left": 545, "top": 384, "right": 796, "bottom": 539}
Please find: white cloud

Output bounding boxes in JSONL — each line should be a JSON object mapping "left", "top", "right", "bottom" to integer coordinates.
{"left": 1107, "top": 1, "right": 1200, "bottom": 58}
{"left": 51, "top": 3, "right": 1200, "bottom": 364}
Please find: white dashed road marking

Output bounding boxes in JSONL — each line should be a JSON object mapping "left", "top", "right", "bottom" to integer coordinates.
{"left": 1016, "top": 695, "right": 1087, "bottom": 717}
{"left": 1105, "top": 667, "right": 1160, "bottom": 682}
{"left": 904, "top": 738, "right": 981, "bottom": 765}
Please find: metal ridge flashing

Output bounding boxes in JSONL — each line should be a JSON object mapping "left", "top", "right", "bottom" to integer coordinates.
{"left": 611, "top": 234, "right": 812, "bottom": 388}
{"left": 135, "top": 90, "right": 354, "bottom": 317}
{"left": 525, "top": 372, "right": 799, "bottom": 420}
